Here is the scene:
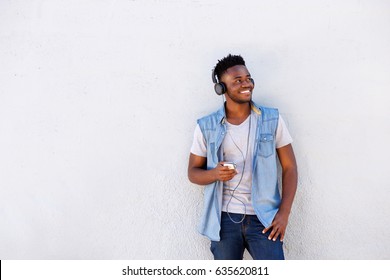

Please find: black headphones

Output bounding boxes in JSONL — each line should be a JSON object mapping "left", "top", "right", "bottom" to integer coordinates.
{"left": 212, "top": 68, "right": 255, "bottom": 95}
{"left": 212, "top": 68, "right": 226, "bottom": 95}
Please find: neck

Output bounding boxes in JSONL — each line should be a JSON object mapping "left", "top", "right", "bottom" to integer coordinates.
{"left": 225, "top": 101, "right": 251, "bottom": 125}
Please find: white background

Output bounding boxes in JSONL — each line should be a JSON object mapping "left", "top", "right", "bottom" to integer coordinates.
{"left": 2, "top": 260, "right": 389, "bottom": 280}
{"left": 0, "top": 0, "right": 389, "bottom": 259}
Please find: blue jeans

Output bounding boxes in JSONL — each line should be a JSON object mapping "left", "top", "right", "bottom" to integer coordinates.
{"left": 210, "top": 212, "right": 285, "bottom": 260}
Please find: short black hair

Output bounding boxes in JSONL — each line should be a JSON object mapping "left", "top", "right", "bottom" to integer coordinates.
{"left": 214, "top": 54, "right": 246, "bottom": 81}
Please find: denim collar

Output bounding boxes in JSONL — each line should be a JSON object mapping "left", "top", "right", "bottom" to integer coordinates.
{"left": 218, "top": 101, "right": 261, "bottom": 124}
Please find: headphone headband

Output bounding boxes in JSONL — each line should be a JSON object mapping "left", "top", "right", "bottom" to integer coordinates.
{"left": 212, "top": 68, "right": 218, "bottom": 84}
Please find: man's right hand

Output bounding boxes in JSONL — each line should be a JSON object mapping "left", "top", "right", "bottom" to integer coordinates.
{"left": 188, "top": 154, "right": 238, "bottom": 185}
{"left": 213, "top": 162, "right": 238, "bottom": 182}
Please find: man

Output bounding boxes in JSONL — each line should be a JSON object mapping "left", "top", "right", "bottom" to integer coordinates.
{"left": 188, "top": 54, "right": 298, "bottom": 260}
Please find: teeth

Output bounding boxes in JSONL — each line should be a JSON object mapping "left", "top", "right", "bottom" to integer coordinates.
{"left": 240, "top": 90, "right": 250, "bottom": 93}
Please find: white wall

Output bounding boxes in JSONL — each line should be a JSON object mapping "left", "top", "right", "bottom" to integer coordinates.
{"left": 1, "top": 0, "right": 389, "bottom": 259}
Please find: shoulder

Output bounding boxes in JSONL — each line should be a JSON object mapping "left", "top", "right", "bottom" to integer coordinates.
{"left": 197, "top": 106, "right": 224, "bottom": 128}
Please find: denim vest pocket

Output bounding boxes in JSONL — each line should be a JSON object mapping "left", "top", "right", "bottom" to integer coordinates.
{"left": 258, "top": 134, "right": 274, "bottom": 158}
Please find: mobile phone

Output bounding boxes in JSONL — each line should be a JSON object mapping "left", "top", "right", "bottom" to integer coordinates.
{"left": 223, "top": 162, "right": 237, "bottom": 170}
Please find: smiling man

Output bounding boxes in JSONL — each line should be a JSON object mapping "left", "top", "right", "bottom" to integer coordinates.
{"left": 188, "top": 54, "right": 298, "bottom": 260}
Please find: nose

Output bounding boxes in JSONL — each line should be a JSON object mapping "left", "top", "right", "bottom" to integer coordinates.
{"left": 242, "top": 79, "right": 254, "bottom": 87}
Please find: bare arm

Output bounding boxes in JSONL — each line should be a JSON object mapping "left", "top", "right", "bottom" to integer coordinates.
{"left": 187, "top": 153, "right": 237, "bottom": 185}
{"left": 263, "top": 144, "right": 298, "bottom": 241}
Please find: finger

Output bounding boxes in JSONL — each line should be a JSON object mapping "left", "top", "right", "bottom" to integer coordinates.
{"left": 268, "top": 227, "right": 278, "bottom": 241}
{"left": 222, "top": 170, "right": 237, "bottom": 179}
{"left": 223, "top": 168, "right": 236, "bottom": 173}
{"left": 222, "top": 170, "right": 236, "bottom": 176}
{"left": 271, "top": 230, "right": 280, "bottom": 242}
{"left": 262, "top": 225, "right": 272, "bottom": 234}
{"left": 219, "top": 169, "right": 233, "bottom": 176}
{"left": 280, "top": 231, "right": 285, "bottom": 242}
{"left": 220, "top": 173, "right": 236, "bottom": 181}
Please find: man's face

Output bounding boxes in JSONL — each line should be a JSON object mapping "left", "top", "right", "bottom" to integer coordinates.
{"left": 220, "top": 65, "right": 254, "bottom": 104}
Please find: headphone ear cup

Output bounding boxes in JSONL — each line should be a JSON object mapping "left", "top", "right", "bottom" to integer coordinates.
{"left": 250, "top": 78, "right": 255, "bottom": 86}
{"left": 214, "top": 82, "right": 226, "bottom": 95}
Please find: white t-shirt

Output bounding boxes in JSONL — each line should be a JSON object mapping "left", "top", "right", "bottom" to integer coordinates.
{"left": 190, "top": 111, "right": 293, "bottom": 215}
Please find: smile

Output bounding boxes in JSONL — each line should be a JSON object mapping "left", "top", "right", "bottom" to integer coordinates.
{"left": 240, "top": 90, "right": 251, "bottom": 94}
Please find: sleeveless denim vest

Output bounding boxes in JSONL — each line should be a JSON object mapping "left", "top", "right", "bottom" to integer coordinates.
{"left": 197, "top": 102, "right": 280, "bottom": 241}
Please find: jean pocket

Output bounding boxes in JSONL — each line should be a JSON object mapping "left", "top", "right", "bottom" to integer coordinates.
{"left": 257, "top": 134, "right": 274, "bottom": 158}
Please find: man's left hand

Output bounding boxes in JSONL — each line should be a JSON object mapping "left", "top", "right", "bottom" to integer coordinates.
{"left": 262, "top": 211, "right": 289, "bottom": 242}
